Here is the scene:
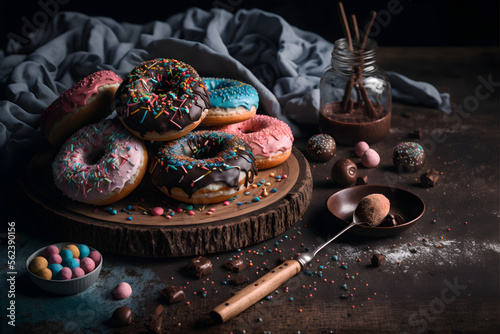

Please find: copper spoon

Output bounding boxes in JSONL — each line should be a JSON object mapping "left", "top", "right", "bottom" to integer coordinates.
{"left": 210, "top": 211, "right": 381, "bottom": 323}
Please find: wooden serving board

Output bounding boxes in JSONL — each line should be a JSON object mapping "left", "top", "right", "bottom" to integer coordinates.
{"left": 20, "top": 146, "right": 312, "bottom": 257}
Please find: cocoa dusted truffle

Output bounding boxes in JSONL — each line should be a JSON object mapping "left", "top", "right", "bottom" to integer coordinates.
{"left": 354, "top": 194, "right": 390, "bottom": 226}
{"left": 331, "top": 158, "right": 358, "bottom": 187}
{"left": 393, "top": 142, "right": 425, "bottom": 173}
{"left": 306, "top": 134, "right": 336, "bottom": 162}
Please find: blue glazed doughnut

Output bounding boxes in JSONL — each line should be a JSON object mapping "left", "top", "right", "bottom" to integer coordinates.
{"left": 150, "top": 130, "right": 257, "bottom": 204}
{"left": 201, "top": 77, "right": 259, "bottom": 126}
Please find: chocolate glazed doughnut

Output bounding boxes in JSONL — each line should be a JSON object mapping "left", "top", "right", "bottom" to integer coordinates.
{"left": 114, "top": 58, "right": 211, "bottom": 141}
{"left": 150, "top": 131, "right": 257, "bottom": 204}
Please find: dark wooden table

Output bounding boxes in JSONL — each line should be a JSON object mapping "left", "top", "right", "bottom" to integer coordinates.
{"left": 2, "top": 46, "right": 499, "bottom": 334}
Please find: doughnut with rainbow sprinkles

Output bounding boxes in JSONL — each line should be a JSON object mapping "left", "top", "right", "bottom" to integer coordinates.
{"left": 114, "top": 58, "right": 211, "bottom": 141}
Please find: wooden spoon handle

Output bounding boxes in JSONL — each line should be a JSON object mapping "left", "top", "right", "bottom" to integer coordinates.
{"left": 210, "top": 259, "right": 302, "bottom": 323}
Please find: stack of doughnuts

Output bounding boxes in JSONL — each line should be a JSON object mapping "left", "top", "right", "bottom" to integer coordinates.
{"left": 201, "top": 77, "right": 294, "bottom": 170}
{"left": 42, "top": 58, "right": 293, "bottom": 205}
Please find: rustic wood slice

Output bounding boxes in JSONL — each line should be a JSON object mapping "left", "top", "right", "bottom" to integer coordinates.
{"left": 19, "top": 146, "right": 312, "bottom": 257}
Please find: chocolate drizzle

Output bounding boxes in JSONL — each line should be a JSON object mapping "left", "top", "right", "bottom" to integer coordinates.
{"left": 114, "top": 58, "right": 211, "bottom": 137}
{"left": 150, "top": 131, "right": 257, "bottom": 199}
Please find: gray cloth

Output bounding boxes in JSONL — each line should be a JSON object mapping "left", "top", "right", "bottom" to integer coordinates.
{"left": 0, "top": 8, "right": 450, "bottom": 167}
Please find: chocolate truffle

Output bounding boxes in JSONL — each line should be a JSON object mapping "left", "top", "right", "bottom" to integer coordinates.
{"left": 186, "top": 256, "right": 213, "bottom": 279}
{"left": 112, "top": 306, "right": 132, "bottom": 326}
{"left": 354, "top": 194, "right": 390, "bottom": 226}
{"left": 393, "top": 142, "right": 425, "bottom": 173}
{"left": 331, "top": 158, "right": 358, "bottom": 187}
{"left": 306, "top": 134, "right": 336, "bottom": 162}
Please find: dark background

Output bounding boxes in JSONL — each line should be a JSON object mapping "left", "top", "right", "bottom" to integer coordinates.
{"left": 0, "top": 0, "right": 498, "bottom": 50}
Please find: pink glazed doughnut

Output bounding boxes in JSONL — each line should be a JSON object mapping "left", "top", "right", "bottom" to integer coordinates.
{"left": 52, "top": 119, "right": 148, "bottom": 205}
{"left": 40, "top": 70, "right": 123, "bottom": 147}
{"left": 217, "top": 115, "right": 294, "bottom": 170}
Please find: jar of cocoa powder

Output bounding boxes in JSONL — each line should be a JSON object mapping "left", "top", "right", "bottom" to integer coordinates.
{"left": 319, "top": 37, "right": 391, "bottom": 145}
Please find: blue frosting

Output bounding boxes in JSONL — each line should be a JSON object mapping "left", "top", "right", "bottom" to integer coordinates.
{"left": 203, "top": 77, "right": 259, "bottom": 110}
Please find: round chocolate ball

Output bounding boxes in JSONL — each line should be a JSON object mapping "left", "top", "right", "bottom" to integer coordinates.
{"left": 112, "top": 306, "right": 133, "bottom": 326}
{"left": 393, "top": 142, "right": 425, "bottom": 173}
{"left": 331, "top": 158, "right": 358, "bottom": 187}
{"left": 306, "top": 134, "right": 336, "bottom": 162}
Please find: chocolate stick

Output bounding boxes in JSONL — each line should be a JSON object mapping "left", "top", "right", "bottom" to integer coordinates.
{"left": 360, "top": 11, "right": 377, "bottom": 50}
{"left": 338, "top": 2, "right": 353, "bottom": 51}
{"left": 357, "top": 82, "right": 378, "bottom": 119}
{"left": 341, "top": 75, "right": 355, "bottom": 112}
{"left": 351, "top": 14, "right": 360, "bottom": 44}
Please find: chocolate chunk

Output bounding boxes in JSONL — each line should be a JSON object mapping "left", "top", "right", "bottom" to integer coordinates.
{"left": 224, "top": 258, "right": 246, "bottom": 272}
{"left": 146, "top": 317, "right": 162, "bottom": 334}
{"left": 145, "top": 304, "right": 164, "bottom": 333}
{"left": 112, "top": 306, "right": 133, "bottom": 326}
{"left": 160, "top": 286, "right": 186, "bottom": 304}
{"left": 355, "top": 176, "right": 368, "bottom": 185}
{"left": 420, "top": 168, "right": 440, "bottom": 187}
{"left": 409, "top": 130, "right": 422, "bottom": 139}
{"left": 229, "top": 274, "right": 249, "bottom": 286}
{"left": 186, "top": 256, "right": 213, "bottom": 279}
{"left": 371, "top": 253, "right": 385, "bottom": 267}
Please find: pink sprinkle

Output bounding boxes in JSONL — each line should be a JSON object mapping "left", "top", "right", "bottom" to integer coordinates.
{"left": 175, "top": 207, "right": 184, "bottom": 213}
{"left": 209, "top": 208, "right": 216, "bottom": 212}
{"left": 206, "top": 212, "right": 213, "bottom": 215}
{"left": 223, "top": 201, "right": 230, "bottom": 206}
{"left": 187, "top": 210, "right": 195, "bottom": 216}
{"left": 283, "top": 174, "right": 288, "bottom": 179}
{"left": 165, "top": 215, "right": 172, "bottom": 219}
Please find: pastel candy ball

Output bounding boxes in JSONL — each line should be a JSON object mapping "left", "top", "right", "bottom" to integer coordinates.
{"left": 361, "top": 149, "right": 380, "bottom": 168}
{"left": 63, "top": 244, "right": 80, "bottom": 258}
{"left": 35, "top": 267, "right": 52, "bottom": 280}
{"left": 29, "top": 256, "right": 48, "bottom": 274}
{"left": 47, "top": 254, "right": 63, "bottom": 265}
{"left": 60, "top": 249, "right": 74, "bottom": 260}
{"left": 75, "top": 258, "right": 80, "bottom": 264}
{"left": 56, "top": 267, "right": 72, "bottom": 280}
{"left": 88, "top": 251, "right": 101, "bottom": 266}
{"left": 61, "top": 258, "right": 80, "bottom": 270}
{"left": 151, "top": 207, "right": 164, "bottom": 216}
{"left": 72, "top": 267, "right": 86, "bottom": 278}
{"left": 77, "top": 244, "right": 90, "bottom": 259}
{"left": 81, "top": 257, "right": 96, "bottom": 274}
{"left": 354, "top": 141, "right": 370, "bottom": 157}
{"left": 42, "top": 245, "right": 59, "bottom": 258}
{"left": 112, "top": 282, "right": 132, "bottom": 300}
{"left": 48, "top": 263, "right": 63, "bottom": 277}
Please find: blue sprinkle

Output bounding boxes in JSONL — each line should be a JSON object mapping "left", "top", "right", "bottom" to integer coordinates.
{"left": 265, "top": 296, "right": 271, "bottom": 300}
{"left": 253, "top": 197, "right": 261, "bottom": 202}
{"left": 261, "top": 179, "right": 265, "bottom": 183}
{"left": 270, "top": 188, "right": 278, "bottom": 193}
{"left": 341, "top": 265, "right": 347, "bottom": 269}
{"left": 267, "top": 249, "right": 272, "bottom": 253}
{"left": 170, "top": 212, "right": 175, "bottom": 216}
{"left": 237, "top": 202, "right": 243, "bottom": 206}
{"left": 342, "top": 284, "right": 348, "bottom": 290}
{"left": 319, "top": 265, "right": 324, "bottom": 270}
{"left": 221, "top": 281, "right": 227, "bottom": 285}
{"left": 332, "top": 255, "right": 338, "bottom": 261}
{"left": 257, "top": 183, "right": 262, "bottom": 187}
{"left": 111, "top": 209, "right": 117, "bottom": 215}
{"left": 289, "top": 297, "right": 294, "bottom": 301}
{"left": 276, "top": 175, "right": 282, "bottom": 179}
{"left": 305, "top": 270, "right": 314, "bottom": 276}
{"left": 127, "top": 217, "right": 133, "bottom": 221}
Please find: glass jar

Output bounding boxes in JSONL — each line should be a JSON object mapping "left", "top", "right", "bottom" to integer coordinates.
{"left": 319, "top": 38, "right": 391, "bottom": 145}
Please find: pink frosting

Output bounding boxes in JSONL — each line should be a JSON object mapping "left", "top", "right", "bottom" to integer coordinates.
{"left": 218, "top": 115, "right": 294, "bottom": 157}
{"left": 52, "top": 119, "right": 145, "bottom": 204}
{"left": 40, "top": 70, "right": 122, "bottom": 136}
